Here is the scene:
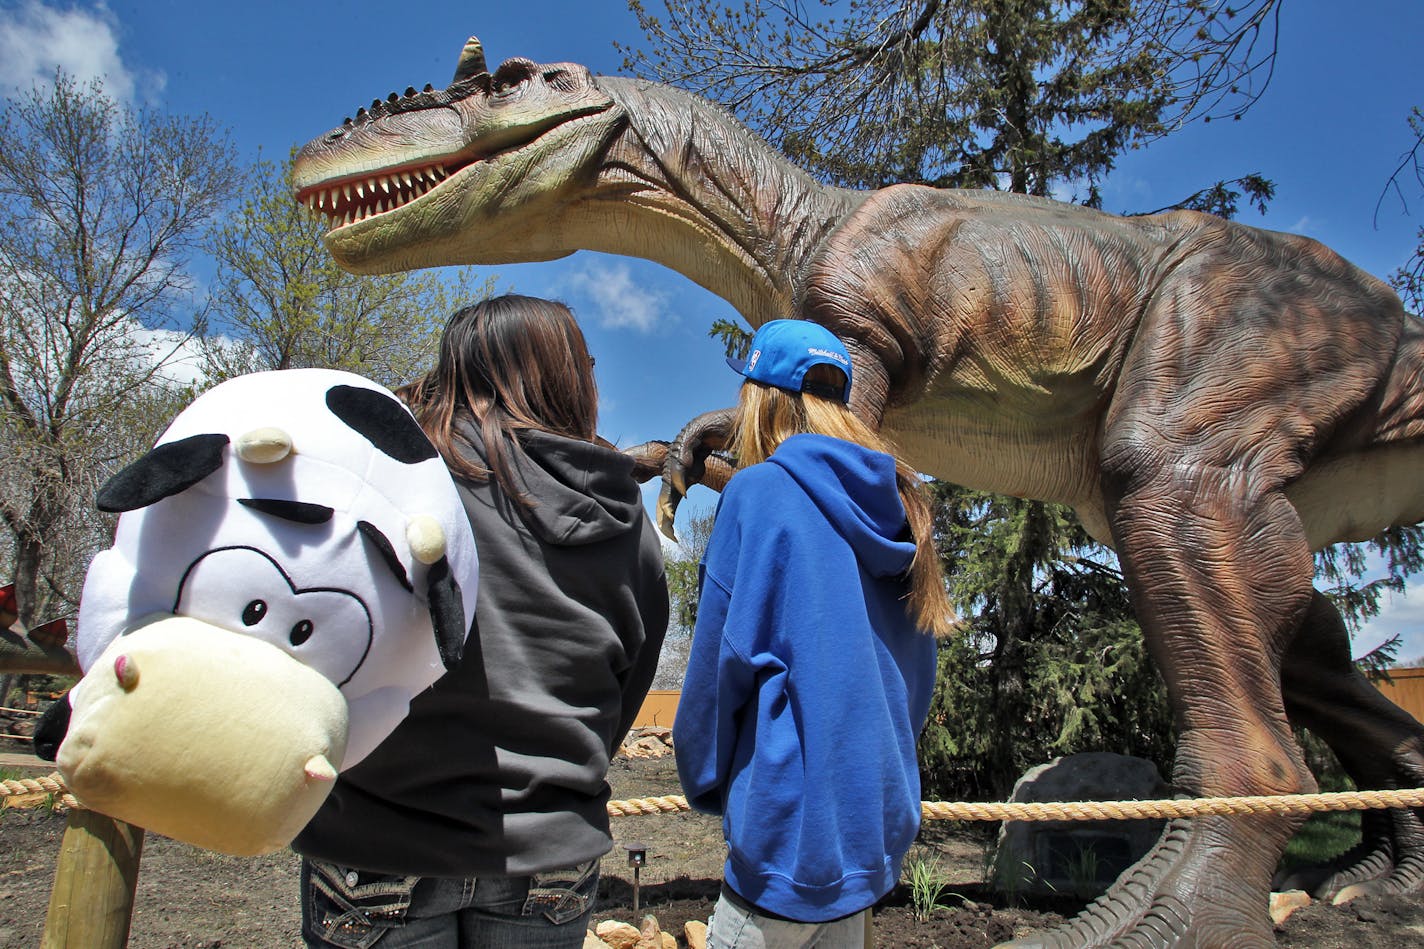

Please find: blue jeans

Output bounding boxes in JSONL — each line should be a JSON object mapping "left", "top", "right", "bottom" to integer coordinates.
{"left": 300, "top": 856, "right": 599, "bottom": 949}
{"left": 706, "top": 890, "right": 868, "bottom": 949}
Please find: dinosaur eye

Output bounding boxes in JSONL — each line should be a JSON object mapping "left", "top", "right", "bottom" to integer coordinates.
{"left": 242, "top": 600, "right": 267, "bottom": 626}
{"left": 290, "top": 620, "right": 314, "bottom": 647}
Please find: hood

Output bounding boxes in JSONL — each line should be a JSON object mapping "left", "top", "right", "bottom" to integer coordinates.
{"left": 767, "top": 433, "right": 915, "bottom": 578}
{"left": 460, "top": 422, "right": 643, "bottom": 546}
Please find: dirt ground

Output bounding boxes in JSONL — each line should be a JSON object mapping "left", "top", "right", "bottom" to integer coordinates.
{"left": 4, "top": 751, "right": 1424, "bottom": 948}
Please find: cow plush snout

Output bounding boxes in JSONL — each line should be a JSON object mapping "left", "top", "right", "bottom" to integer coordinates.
{"left": 57, "top": 616, "right": 349, "bottom": 856}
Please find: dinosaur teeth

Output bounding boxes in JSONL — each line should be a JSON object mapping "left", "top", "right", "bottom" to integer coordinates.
{"left": 312, "top": 161, "right": 452, "bottom": 230}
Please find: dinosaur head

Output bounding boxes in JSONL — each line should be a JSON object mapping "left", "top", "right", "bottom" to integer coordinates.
{"left": 292, "top": 37, "right": 624, "bottom": 273}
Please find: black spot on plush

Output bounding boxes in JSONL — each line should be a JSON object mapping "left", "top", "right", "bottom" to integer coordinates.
{"left": 357, "top": 520, "right": 413, "bottom": 592}
{"left": 97, "top": 433, "right": 231, "bottom": 513}
{"left": 239, "top": 498, "right": 335, "bottom": 524}
{"left": 326, "top": 385, "right": 438, "bottom": 464}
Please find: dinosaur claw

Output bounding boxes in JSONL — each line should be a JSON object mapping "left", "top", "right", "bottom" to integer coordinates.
{"left": 657, "top": 490, "right": 680, "bottom": 544}
{"left": 1332, "top": 882, "right": 1374, "bottom": 905}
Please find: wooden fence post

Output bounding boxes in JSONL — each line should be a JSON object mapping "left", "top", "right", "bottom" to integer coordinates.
{"left": 41, "top": 809, "right": 145, "bottom": 948}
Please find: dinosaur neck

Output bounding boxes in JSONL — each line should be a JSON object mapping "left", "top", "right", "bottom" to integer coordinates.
{"left": 574, "top": 77, "right": 864, "bottom": 326}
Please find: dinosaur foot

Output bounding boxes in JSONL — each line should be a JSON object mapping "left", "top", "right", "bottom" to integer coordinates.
{"left": 1272, "top": 808, "right": 1424, "bottom": 903}
{"left": 995, "top": 816, "right": 1283, "bottom": 948}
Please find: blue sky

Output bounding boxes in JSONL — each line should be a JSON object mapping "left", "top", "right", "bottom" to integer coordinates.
{"left": 2, "top": 0, "right": 1422, "bottom": 658}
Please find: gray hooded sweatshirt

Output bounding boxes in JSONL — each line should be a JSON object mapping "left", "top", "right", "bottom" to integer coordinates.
{"left": 295, "top": 423, "right": 669, "bottom": 876}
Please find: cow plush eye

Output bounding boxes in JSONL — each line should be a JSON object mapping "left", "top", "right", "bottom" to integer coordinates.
{"left": 242, "top": 600, "right": 267, "bottom": 625}
{"left": 290, "top": 620, "right": 314, "bottom": 647}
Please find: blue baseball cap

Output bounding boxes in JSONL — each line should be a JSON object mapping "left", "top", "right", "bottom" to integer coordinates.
{"left": 726, "top": 320, "right": 853, "bottom": 402}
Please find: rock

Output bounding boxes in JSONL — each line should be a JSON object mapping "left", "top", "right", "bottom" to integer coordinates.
{"left": 595, "top": 919, "right": 641, "bottom": 949}
{"left": 621, "top": 726, "right": 674, "bottom": 758}
{"left": 626, "top": 736, "right": 670, "bottom": 758}
{"left": 685, "top": 918, "right": 709, "bottom": 949}
{"left": 991, "top": 752, "right": 1171, "bottom": 899}
{"left": 635, "top": 913, "right": 672, "bottom": 949}
{"left": 1269, "top": 890, "right": 1311, "bottom": 927}
{"left": 584, "top": 933, "right": 613, "bottom": 949}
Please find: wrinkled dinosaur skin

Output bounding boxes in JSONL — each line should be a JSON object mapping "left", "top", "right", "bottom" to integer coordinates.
{"left": 295, "top": 38, "right": 1424, "bottom": 948}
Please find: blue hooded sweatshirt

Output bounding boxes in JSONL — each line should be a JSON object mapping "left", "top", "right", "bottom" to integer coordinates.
{"left": 674, "top": 432, "right": 938, "bottom": 922}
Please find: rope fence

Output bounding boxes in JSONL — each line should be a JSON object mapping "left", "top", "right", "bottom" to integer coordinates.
{"left": 0, "top": 772, "right": 80, "bottom": 810}
{"left": 607, "top": 787, "right": 1424, "bottom": 821}
{"left": 8, "top": 771, "right": 1424, "bottom": 823}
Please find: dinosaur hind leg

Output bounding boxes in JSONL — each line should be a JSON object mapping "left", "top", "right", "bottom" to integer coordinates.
{"left": 997, "top": 476, "right": 1317, "bottom": 948}
{"left": 1277, "top": 589, "right": 1424, "bottom": 901}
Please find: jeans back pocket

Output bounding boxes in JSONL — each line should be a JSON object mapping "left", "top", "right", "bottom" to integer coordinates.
{"left": 522, "top": 858, "right": 600, "bottom": 926}
{"left": 303, "top": 858, "right": 421, "bottom": 949}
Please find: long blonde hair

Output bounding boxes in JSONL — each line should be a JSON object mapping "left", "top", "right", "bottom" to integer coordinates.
{"left": 731, "top": 364, "right": 957, "bottom": 637}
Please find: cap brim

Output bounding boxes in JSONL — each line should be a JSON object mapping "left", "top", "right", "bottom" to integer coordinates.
{"left": 725, "top": 355, "right": 748, "bottom": 375}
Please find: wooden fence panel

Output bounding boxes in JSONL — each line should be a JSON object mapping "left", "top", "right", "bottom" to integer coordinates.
{"left": 632, "top": 690, "right": 680, "bottom": 728}
{"left": 1377, "top": 667, "right": 1424, "bottom": 723}
{"left": 637, "top": 673, "right": 1424, "bottom": 740}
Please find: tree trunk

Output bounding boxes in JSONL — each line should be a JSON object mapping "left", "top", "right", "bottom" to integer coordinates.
{"left": 13, "top": 531, "right": 45, "bottom": 630}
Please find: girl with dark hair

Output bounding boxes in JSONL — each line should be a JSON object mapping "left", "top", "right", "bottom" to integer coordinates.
{"left": 675, "top": 319, "right": 953, "bottom": 949}
{"left": 295, "top": 295, "right": 669, "bottom": 949}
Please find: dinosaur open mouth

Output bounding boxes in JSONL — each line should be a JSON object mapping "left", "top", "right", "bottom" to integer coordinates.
{"left": 299, "top": 160, "right": 467, "bottom": 230}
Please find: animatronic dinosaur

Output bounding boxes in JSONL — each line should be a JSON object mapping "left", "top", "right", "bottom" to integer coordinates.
{"left": 293, "top": 38, "right": 1424, "bottom": 948}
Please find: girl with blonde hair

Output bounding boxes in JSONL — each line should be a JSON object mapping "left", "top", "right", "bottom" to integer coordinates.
{"left": 675, "top": 319, "right": 953, "bottom": 948}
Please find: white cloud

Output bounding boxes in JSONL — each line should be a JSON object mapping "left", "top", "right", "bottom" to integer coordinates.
{"left": 128, "top": 325, "right": 207, "bottom": 386}
{"left": 0, "top": 1, "right": 158, "bottom": 104}
{"left": 557, "top": 260, "right": 673, "bottom": 333}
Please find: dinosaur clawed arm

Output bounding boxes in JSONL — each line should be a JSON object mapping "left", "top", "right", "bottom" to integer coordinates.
{"left": 621, "top": 408, "right": 738, "bottom": 541}
{"left": 620, "top": 439, "right": 671, "bottom": 485}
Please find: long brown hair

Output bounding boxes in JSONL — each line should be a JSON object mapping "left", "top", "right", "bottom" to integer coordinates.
{"left": 399, "top": 295, "right": 598, "bottom": 508}
{"left": 731, "top": 364, "right": 957, "bottom": 637}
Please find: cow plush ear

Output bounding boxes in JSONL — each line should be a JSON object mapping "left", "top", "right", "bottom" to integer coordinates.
{"left": 97, "top": 434, "right": 231, "bottom": 513}
{"left": 425, "top": 556, "right": 466, "bottom": 670}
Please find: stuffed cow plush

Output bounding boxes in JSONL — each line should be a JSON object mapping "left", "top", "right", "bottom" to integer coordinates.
{"left": 35, "top": 368, "right": 478, "bottom": 856}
